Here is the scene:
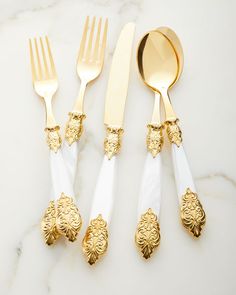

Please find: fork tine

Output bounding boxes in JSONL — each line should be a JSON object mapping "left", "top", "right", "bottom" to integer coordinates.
{"left": 85, "top": 16, "right": 96, "bottom": 61}
{"left": 29, "top": 39, "right": 37, "bottom": 82}
{"left": 78, "top": 16, "right": 89, "bottom": 61}
{"left": 40, "top": 37, "right": 49, "bottom": 79}
{"left": 93, "top": 17, "right": 102, "bottom": 60}
{"left": 99, "top": 18, "right": 108, "bottom": 63}
{"left": 45, "top": 36, "right": 57, "bottom": 78}
{"left": 34, "top": 38, "right": 43, "bottom": 80}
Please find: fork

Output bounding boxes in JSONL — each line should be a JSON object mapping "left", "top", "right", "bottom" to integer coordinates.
{"left": 29, "top": 37, "right": 82, "bottom": 245}
{"left": 64, "top": 16, "right": 108, "bottom": 150}
{"left": 29, "top": 36, "right": 61, "bottom": 152}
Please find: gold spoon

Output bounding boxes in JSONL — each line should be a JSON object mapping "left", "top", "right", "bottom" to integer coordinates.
{"left": 137, "top": 29, "right": 206, "bottom": 238}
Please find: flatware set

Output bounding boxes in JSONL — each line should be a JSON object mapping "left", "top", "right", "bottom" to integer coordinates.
{"left": 29, "top": 17, "right": 206, "bottom": 264}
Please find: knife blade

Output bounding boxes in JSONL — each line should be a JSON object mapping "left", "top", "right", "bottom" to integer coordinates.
{"left": 104, "top": 22, "right": 135, "bottom": 127}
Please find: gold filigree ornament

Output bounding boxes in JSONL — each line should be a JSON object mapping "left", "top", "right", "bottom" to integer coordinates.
{"left": 41, "top": 201, "right": 60, "bottom": 246}
{"left": 135, "top": 208, "right": 160, "bottom": 259}
{"left": 45, "top": 126, "right": 62, "bottom": 152}
{"left": 146, "top": 124, "right": 164, "bottom": 158}
{"left": 180, "top": 188, "right": 206, "bottom": 237}
{"left": 166, "top": 120, "right": 182, "bottom": 147}
{"left": 56, "top": 193, "right": 82, "bottom": 242}
{"left": 82, "top": 215, "right": 108, "bottom": 265}
{"left": 104, "top": 127, "right": 123, "bottom": 160}
{"left": 65, "top": 112, "right": 86, "bottom": 145}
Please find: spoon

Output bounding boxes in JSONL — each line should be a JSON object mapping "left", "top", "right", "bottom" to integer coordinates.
{"left": 136, "top": 29, "right": 206, "bottom": 241}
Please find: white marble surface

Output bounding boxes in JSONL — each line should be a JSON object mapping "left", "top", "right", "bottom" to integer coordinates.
{"left": 0, "top": 0, "right": 236, "bottom": 294}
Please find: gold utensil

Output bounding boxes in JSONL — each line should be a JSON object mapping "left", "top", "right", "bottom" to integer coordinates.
{"left": 29, "top": 36, "right": 61, "bottom": 152}
{"left": 134, "top": 28, "right": 184, "bottom": 259}
{"left": 82, "top": 23, "right": 135, "bottom": 265}
{"left": 65, "top": 16, "right": 108, "bottom": 145}
{"left": 137, "top": 30, "right": 206, "bottom": 237}
{"left": 29, "top": 37, "right": 82, "bottom": 245}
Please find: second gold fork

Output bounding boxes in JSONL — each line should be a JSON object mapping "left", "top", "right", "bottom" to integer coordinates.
{"left": 65, "top": 16, "right": 108, "bottom": 145}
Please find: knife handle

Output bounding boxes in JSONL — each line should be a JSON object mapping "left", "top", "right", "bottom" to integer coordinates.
{"left": 41, "top": 148, "right": 82, "bottom": 245}
{"left": 82, "top": 126, "right": 123, "bottom": 265}
{"left": 166, "top": 120, "right": 206, "bottom": 237}
{"left": 135, "top": 124, "right": 163, "bottom": 259}
{"left": 82, "top": 156, "right": 115, "bottom": 265}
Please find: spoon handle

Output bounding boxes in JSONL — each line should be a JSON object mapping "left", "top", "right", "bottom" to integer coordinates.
{"left": 135, "top": 93, "right": 163, "bottom": 259}
{"left": 166, "top": 120, "right": 206, "bottom": 237}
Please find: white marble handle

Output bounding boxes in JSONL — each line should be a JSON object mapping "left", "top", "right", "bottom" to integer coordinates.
{"left": 137, "top": 152, "right": 162, "bottom": 218}
{"left": 49, "top": 149, "right": 74, "bottom": 201}
{"left": 89, "top": 156, "right": 116, "bottom": 223}
{"left": 61, "top": 141, "right": 79, "bottom": 184}
{"left": 171, "top": 143, "right": 196, "bottom": 201}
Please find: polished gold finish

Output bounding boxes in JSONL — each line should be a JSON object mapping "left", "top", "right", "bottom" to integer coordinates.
{"left": 180, "top": 188, "right": 206, "bottom": 237}
{"left": 65, "top": 112, "right": 86, "bottom": 145}
{"left": 104, "top": 22, "right": 135, "bottom": 127}
{"left": 146, "top": 124, "right": 164, "bottom": 158}
{"left": 135, "top": 208, "right": 160, "bottom": 259}
{"left": 82, "top": 214, "right": 108, "bottom": 265}
{"left": 104, "top": 127, "right": 123, "bottom": 160}
{"left": 29, "top": 36, "right": 61, "bottom": 152}
{"left": 156, "top": 27, "right": 184, "bottom": 83}
{"left": 137, "top": 31, "right": 179, "bottom": 122}
{"left": 56, "top": 193, "right": 82, "bottom": 242}
{"left": 165, "top": 120, "right": 182, "bottom": 147}
{"left": 45, "top": 126, "right": 62, "bottom": 152}
{"left": 41, "top": 201, "right": 60, "bottom": 245}
{"left": 65, "top": 17, "right": 108, "bottom": 144}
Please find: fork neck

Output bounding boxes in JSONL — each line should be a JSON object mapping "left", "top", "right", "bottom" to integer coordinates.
{"left": 73, "top": 80, "right": 87, "bottom": 114}
{"left": 44, "top": 94, "right": 57, "bottom": 129}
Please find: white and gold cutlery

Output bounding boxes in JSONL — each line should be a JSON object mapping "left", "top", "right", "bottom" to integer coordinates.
{"left": 63, "top": 16, "right": 108, "bottom": 179}
{"left": 82, "top": 22, "right": 135, "bottom": 265}
{"left": 135, "top": 27, "right": 184, "bottom": 259}
{"left": 135, "top": 36, "right": 163, "bottom": 259}
{"left": 29, "top": 37, "right": 82, "bottom": 245}
{"left": 137, "top": 29, "right": 206, "bottom": 239}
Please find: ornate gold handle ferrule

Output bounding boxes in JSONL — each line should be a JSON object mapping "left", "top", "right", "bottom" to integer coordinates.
{"left": 65, "top": 112, "right": 86, "bottom": 145}
{"left": 135, "top": 208, "right": 161, "bottom": 259}
{"left": 180, "top": 188, "right": 206, "bottom": 237}
{"left": 165, "top": 119, "right": 182, "bottom": 147}
{"left": 41, "top": 193, "right": 82, "bottom": 245}
{"left": 104, "top": 126, "right": 124, "bottom": 160}
{"left": 146, "top": 124, "right": 164, "bottom": 158}
{"left": 45, "top": 126, "right": 62, "bottom": 153}
{"left": 82, "top": 215, "right": 108, "bottom": 265}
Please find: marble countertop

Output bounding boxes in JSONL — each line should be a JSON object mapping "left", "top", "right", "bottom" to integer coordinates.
{"left": 0, "top": 0, "right": 235, "bottom": 294}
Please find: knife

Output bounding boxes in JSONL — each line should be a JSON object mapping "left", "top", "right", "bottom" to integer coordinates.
{"left": 82, "top": 22, "right": 135, "bottom": 265}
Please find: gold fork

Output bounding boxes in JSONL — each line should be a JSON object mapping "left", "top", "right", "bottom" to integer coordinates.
{"left": 29, "top": 36, "right": 61, "bottom": 152}
{"left": 65, "top": 16, "right": 108, "bottom": 145}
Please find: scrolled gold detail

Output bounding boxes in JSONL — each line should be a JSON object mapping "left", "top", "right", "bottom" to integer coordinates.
{"left": 180, "top": 188, "right": 206, "bottom": 237}
{"left": 45, "top": 126, "right": 62, "bottom": 152}
{"left": 166, "top": 120, "right": 182, "bottom": 147}
{"left": 56, "top": 193, "right": 82, "bottom": 242}
{"left": 135, "top": 208, "right": 160, "bottom": 259}
{"left": 65, "top": 112, "right": 86, "bottom": 145}
{"left": 146, "top": 124, "right": 164, "bottom": 158}
{"left": 104, "top": 127, "right": 123, "bottom": 160}
{"left": 82, "top": 215, "right": 108, "bottom": 265}
{"left": 41, "top": 201, "right": 60, "bottom": 246}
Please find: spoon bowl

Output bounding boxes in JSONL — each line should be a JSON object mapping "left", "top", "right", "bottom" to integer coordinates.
{"left": 137, "top": 30, "right": 180, "bottom": 121}
{"left": 156, "top": 27, "right": 184, "bottom": 83}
